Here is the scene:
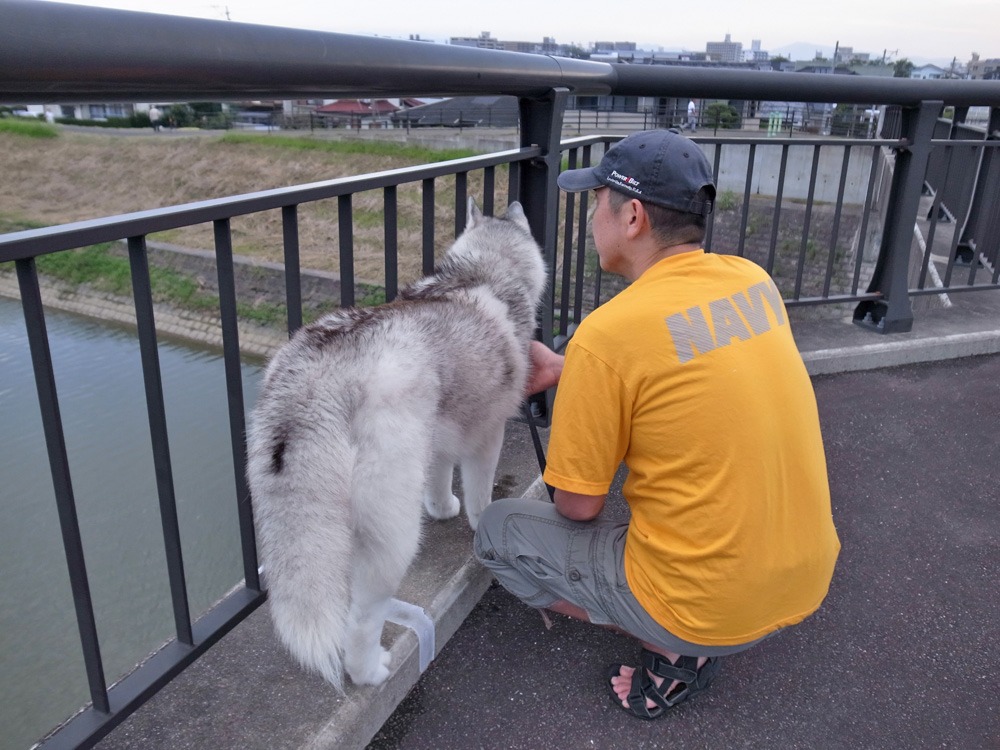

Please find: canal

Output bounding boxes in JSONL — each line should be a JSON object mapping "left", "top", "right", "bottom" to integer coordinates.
{"left": 0, "top": 296, "right": 264, "bottom": 748}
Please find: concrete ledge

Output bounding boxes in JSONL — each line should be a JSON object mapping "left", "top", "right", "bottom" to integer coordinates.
{"left": 802, "top": 329, "right": 1000, "bottom": 375}
{"left": 0, "top": 273, "right": 287, "bottom": 359}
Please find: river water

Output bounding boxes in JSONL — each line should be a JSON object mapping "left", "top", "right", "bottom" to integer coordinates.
{"left": 0, "top": 296, "right": 264, "bottom": 749}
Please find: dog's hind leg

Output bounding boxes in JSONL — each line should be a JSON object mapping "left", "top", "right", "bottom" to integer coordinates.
{"left": 460, "top": 425, "right": 505, "bottom": 531}
{"left": 343, "top": 534, "right": 418, "bottom": 686}
{"left": 343, "top": 432, "right": 426, "bottom": 686}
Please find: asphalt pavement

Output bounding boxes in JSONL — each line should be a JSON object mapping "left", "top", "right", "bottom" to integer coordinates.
{"left": 366, "top": 349, "right": 1000, "bottom": 750}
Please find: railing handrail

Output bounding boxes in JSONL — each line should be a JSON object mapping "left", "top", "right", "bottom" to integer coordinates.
{"left": 5, "top": 0, "right": 1000, "bottom": 107}
{"left": 0, "top": 0, "right": 613, "bottom": 102}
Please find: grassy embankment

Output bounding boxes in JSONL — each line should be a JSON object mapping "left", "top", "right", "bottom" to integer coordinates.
{"left": 0, "top": 121, "right": 498, "bottom": 326}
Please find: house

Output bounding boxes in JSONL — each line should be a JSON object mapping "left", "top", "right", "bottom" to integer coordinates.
{"left": 392, "top": 96, "right": 518, "bottom": 128}
{"left": 314, "top": 99, "right": 400, "bottom": 129}
{"left": 19, "top": 102, "right": 141, "bottom": 122}
{"left": 910, "top": 64, "right": 948, "bottom": 80}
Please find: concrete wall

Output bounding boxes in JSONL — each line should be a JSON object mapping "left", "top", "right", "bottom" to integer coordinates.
{"left": 707, "top": 142, "right": 876, "bottom": 204}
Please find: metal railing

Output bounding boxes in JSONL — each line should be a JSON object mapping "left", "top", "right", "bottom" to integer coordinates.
{"left": 3, "top": 1, "right": 1000, "bottom": 747}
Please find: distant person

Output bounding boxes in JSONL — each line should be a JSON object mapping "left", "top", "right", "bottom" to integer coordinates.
{"left": 686, "top": 99, "right": 697, "bottom": 131}
{"left": 149, "top": 105, "right": 162, "bottom": 132}
{"left": 475, "top": 129, "right": 840, "bottom": 719}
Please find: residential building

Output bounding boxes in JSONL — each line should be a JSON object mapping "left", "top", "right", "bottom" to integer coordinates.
{"left": 967, "top": 53, "right": 1000, "bottom": 79}
{"left": 449, "top": 32, "right": 503, "bottom": 50}
{"left": 745, "top": 40, "right": 770, "bottom": 63}
{"left": 706, "top": 33, "right": 742, "bottom": 63}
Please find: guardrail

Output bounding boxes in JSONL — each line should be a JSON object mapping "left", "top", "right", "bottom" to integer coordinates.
{"left": 3, "top": 1, "right": 1000, "bottom": 747}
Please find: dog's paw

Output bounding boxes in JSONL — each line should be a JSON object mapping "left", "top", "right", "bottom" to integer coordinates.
{"left": 424, "top": 492, "right": 461, "bottom": 520}
{"left": 346, "top": 647, "right": 391, "bottom": 686}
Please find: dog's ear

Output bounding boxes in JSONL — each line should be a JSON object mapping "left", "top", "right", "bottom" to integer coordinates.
{"left": 466, "top": 197, "right": 483, "bottom": 229}
{"left": 504, "top": 201, "right": 531, "bottom": 231}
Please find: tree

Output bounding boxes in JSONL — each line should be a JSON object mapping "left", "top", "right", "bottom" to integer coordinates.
{"left": 704, "top": 102, "right": 740, "bottom": 129}
{"left": 893, "top": 58, "right": 915, "bottom": 78}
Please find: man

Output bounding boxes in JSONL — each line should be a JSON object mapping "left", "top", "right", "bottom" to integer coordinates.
{"left": 474, "top": 130, "right": 840, "bottom": 719}
{"left": 686, "top": 99, "right": 697, "bottom": 131}
{"left": 149, "top": 105, "right": 162, "bottom": 132}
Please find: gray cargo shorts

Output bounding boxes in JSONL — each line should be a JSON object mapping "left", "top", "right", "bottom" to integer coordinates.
{"left": 473, "top": 497, "right": 767, "bottom": 657}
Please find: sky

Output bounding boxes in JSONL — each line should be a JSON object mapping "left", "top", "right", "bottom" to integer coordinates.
{"left": 37, "top": 0, "right": 999, "bottom": 66}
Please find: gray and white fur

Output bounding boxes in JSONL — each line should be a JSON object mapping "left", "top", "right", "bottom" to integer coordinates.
{"left": 246, "top": 200, "right": 546, "bottom": 690}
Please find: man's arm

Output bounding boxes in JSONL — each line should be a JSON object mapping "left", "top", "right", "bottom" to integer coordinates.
{"left": 532, "top": 341, "right": 610, "bottom": 521}
{"left": 553, "top": 488, "right": 606, "bottom": 521}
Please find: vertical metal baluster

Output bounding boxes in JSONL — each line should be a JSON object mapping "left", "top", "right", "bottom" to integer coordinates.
{"left": 127, "top": 235, "right": 193, "bottom": 646}
{"left": 823, "top": 145, "right": 853, "bottom": 297}
{"left": 384, "top": 186, "right": 398, "bottom": 302}
{"left": 422, "top": 178, "right": 436, "bottom": 275}
{"left": 15, "top": 257, "right": 111, "bottom": 714}
{"left": 593, "top": 142, "right": 606, "bottom": 307}
{"left": 736, "top": 143, "right": 756, "bottom": 257}
{"left": 281, "top": 205, "right": 302, "bottom": 335}
{"left": 559, "top": 149, "right": 578, "bottom": 338}
{"left": 507, "top": 161, "right": 520, "bottom": 207}
{"left": 705, "top": 142, "right": 722, "bottom": 251}
{"left": 213, "top": 219, "right": 260, "bottom": 592}
{"left": 794, "top": 145, "right": 822, "bottom": 300}
{"left": 573, "top": 145, "right": 592, "bottom": 327}
{"left": 852, "top": 145, "right": 881, "bottom": 295}
{"left": 338, "top": 195, "right": 355, "bottom": 307}
{"left": 455, "top": 171, "right": 468, "bottom": 233}
{"left": 920, "top": 141, "right": 954, "bottom": 289}
{"left": 483, "top": 165, "right": 496, "bottom": 216}
{"left": 765, "top": 144, "right": 789, "bottom": 275}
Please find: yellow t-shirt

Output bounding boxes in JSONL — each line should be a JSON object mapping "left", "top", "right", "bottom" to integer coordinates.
{"left": 543, "top": 250, "right": 840, "bottom": 646}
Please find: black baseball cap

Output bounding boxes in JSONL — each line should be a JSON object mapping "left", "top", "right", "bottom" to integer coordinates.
{"left": 557, "top": 129, "right": 716, "bottom": 216}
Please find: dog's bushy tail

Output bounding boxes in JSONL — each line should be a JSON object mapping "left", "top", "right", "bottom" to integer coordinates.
{"left": 248, "top": 419, "right": 354, "bottom": 692}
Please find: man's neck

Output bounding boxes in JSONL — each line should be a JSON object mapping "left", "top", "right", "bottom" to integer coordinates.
{"left": 626, "top": 241, "right": 702, "bottom": 281}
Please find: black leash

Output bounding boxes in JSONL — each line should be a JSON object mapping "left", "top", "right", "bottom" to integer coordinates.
{"left": 522, "top": 398, "right": 555, "bottom": 501}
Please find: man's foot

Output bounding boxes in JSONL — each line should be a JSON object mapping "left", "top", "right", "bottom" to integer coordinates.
{"left": 606, "top": 649, "right": 720, "bottom": 719}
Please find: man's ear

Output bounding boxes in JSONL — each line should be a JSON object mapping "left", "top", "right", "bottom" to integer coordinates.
{"left": 624, "top": 198, "right": 645, "bottom": 239}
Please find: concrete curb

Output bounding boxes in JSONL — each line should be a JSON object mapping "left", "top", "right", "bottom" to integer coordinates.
{"left": 802, "top": 329, "right": 1000, "bottom": 375}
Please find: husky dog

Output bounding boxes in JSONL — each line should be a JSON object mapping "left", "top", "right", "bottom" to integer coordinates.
{"left": 246, "top": 200, "right": 546, "bottom": 690}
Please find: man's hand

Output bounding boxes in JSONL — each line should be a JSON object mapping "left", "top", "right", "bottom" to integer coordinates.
{"left": 525, "top": 340, "right": 564, "bottom": 396}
